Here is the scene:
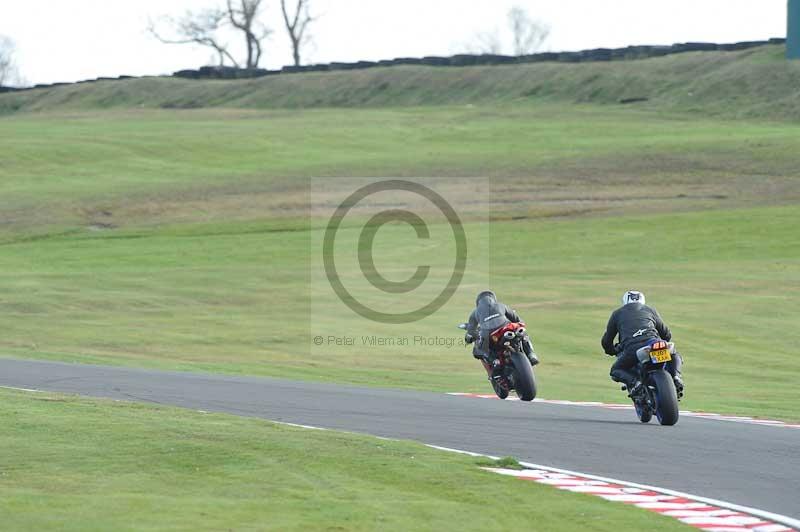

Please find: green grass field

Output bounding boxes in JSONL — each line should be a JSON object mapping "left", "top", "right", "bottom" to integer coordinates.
{"left": 0, "top": 388, "right": 692, "bottom": 531}
{"left": 1, "top": 104, "right": 797, "bottom": 234}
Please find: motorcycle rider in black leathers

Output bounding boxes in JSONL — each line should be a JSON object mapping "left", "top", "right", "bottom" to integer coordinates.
{"left": 602, "top": 291, "right": 684, "bottom": 397}
{"left": 465, "top": 291, "right": 538, "bottom": 368}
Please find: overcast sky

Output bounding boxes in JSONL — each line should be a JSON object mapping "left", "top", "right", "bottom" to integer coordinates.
{"left": 0, "top": 0, "right": 788, "bottom": 85}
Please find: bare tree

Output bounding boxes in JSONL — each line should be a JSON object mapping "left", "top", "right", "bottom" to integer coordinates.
{"left": 149, "top": 9, "right": 239, "bottom": 67}
{"left": 507, "top": 5, "right": 550, "bottom": 56}
{"left": 0, "top": 35, "right": 20, "bottom": 86}
{"left": 280, "top": 0, "right": 314, "bottom": 67}
{"left": 226, "top": 0, "right": 271, "bottom": 68}
{"left": 150, "top": 1, "right": 270, "bottom": 69}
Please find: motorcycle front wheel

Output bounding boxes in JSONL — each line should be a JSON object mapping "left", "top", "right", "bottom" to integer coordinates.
{"left": 491, "top": 378, "right": 509, "bottom": 400}
{"left": 634, "top": 399, "right": 652, "bottom": 423}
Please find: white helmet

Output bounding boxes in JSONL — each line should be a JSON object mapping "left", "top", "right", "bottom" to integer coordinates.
{"left": 622, "top": 291, "right": 646, "bottom": 306}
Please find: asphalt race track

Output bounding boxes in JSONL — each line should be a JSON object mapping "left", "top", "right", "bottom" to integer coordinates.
{"left": 1, "top": 358, "right": 797, "bottom": 519}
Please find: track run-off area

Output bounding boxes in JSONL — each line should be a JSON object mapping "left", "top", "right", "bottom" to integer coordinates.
{"left": 1, "top": 358, "right": 797, "bottom": 529}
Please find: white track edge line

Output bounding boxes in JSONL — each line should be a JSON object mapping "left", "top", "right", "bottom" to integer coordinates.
{"left": 427, "top": 444, "right": 800, "bottom": 530}
{"left": 0, "top": 385, "right": 43, "bottom": 393}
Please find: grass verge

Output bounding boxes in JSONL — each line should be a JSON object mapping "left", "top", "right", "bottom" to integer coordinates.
{"left": 0, "top": 388, "right": 691, "bottom": 531}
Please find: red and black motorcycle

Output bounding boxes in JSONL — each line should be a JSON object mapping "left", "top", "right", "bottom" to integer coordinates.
{"left": 459, "top": 322, "right": 537, "bottom": 401}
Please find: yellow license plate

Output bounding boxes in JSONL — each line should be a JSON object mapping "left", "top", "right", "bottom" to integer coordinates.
{"left": 650, "top": 349, "right": 672, "bottom": 363}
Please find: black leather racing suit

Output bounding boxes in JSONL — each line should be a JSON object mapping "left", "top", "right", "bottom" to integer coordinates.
{"left": 601, "top": 303, "right": 682, "bottom": 388}
{"left": 466, "top": 296, "right": 533, "bottom": 361}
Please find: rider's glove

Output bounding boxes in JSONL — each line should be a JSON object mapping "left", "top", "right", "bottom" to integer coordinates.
{"left": 464, "top": 333, "right": 475, "bottom": 344}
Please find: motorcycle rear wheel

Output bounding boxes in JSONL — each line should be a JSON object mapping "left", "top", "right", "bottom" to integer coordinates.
{"left": 510, "top": 352, "right": 537, "bottom": 401}
{"left": 652, "top": 371, "right": 680, "bottom": 426}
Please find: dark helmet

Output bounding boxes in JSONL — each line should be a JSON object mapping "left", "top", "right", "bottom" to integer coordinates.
{"left": 476, "top": 290, "right": 496, "bottom": 306}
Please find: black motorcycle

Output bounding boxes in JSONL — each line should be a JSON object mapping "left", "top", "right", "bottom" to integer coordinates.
{"left": 459, "top": 322, "right": 537, "bottom": 401}
{"left": 624, "top": 339, "right": 680, "bottom": 426}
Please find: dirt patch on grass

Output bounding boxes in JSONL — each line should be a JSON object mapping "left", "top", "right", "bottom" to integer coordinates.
{"left": 2, "top": 170, "right": 797, "bottom": 238}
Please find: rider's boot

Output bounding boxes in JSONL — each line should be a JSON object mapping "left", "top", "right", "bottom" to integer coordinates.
{"left": 472, "top": 345, "right": 484, "bottom": 360}
{"left": 523, "top": 338, "right": 539, "bottom": 367}
{"left": 627, "top": 379, "right": 643, "bottom": 398}
{"left": 481, "top": 355, "right": 501, "bottom": 379}
{"left": 673, "top": 373, "right": 685, "bottom": 398}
